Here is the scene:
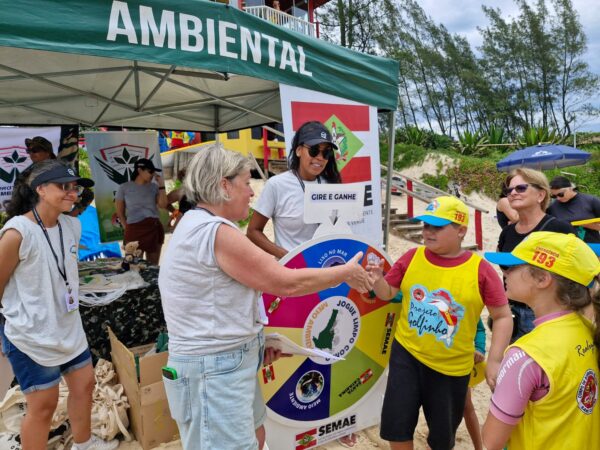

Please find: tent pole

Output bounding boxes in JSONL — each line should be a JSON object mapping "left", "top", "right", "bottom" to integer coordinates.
{"left": 383, "top": 112, "right": 396, "bottom": 250}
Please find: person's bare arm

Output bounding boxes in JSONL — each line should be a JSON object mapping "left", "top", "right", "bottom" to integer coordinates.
{"left": 0, "top": 229, "right": 22, "bottom": 303}
{"left": 115, "top": 199, "right": 127, "bottom": 229}
{"left": 216, "top": 224, "right": 372, "bottom": 296}
{"left": 246, "top": 211, "right": 287, "bottom": 259}
{"left": 167, "top": 187, "right": 184, "bottom": 204}
{"left": 497, "top": 197, "right": 519, "bottom": 223}
{"left": 482, "top": 413, "right": 516, "bottom": 450}
{"left": 486, "top": 304, "right": 513, "bottom": 389}
{"left": 155, "top": 174, "right": 169, "bottom": 209}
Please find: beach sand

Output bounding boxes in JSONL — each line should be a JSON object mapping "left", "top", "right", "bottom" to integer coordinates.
{"left": 119, "top": 160, "right": 502, "bottom": 450}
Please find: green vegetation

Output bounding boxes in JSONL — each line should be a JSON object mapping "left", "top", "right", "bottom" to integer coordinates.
{"left": 78, "top": 148, "right": 91, "bottom": 179}
{"left": 320, "top": 0, "right": 597, "bottom": 138}
{"left": 383, "top": 138, "right": 600, "bottom": 200}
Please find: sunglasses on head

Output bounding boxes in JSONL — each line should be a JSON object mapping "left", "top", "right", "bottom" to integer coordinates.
{"left": 550, "top": 191, "right": 566, "bottom": 199}
{"left": 303, "top": 144, "right": 332, "bottom": 159}
{"left": 52, "top": 182, "right": 84, "bottom": 195}
{"left": 506, "top": 183, "right": 539, "bottom": 194}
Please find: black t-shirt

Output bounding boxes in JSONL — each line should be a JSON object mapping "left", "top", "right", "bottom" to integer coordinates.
{"left": 498, "top": 214, "right": 576, "bottom": 252}
{"left": 496, "top": 208, "right": 509, "bottom": 230}
{"left": 547, "top": 193, "right": 600, "bottom": 243}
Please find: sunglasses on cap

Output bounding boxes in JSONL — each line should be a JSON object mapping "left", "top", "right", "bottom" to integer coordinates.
{"left": 506, "top": 183, "right": 540, "bottom": 194}
{"left": 303, "top": 144, "right": 333, "bottom": 159}
{"left": 53, "top": 182, "right": 84, "bottom": 195}
{"left": 550, "top": 191, "right": 567, "bottom": 199}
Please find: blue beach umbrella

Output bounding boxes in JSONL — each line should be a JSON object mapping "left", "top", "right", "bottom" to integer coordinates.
{"left": 496, "top": 144, "right": 591, "bottom": 172}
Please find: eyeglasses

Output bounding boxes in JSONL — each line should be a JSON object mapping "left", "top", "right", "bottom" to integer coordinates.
{"left": 506, "top": 183, "right": 539, "bottom": 194}
{"left": 52, "top": 182, "right": 84, "bottom": 195}
{"left": 550, "top": 191, "right": 566, "bottom": 199}
{"left": 303, "top": 144, "right": 333, "bottom": 159}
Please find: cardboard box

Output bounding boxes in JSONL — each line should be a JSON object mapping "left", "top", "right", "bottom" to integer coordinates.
{"left": 108, "top": 327, "right": 179, "bottom": 450}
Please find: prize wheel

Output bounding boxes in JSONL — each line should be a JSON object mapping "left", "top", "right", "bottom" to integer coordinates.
{"left": 259, "top": 234, "right": 401, "bottom": 425}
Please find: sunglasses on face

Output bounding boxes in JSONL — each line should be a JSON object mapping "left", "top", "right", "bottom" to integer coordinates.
{"left": 550, "top": 191, "right": 566, "bottom": 199}
{"left": 26, "top": 147, "right": 45, "bottom": 154}
{"left": 52, "top": 182, "right": 84, "bottom": 195}
{"left": 303, "top": 144, "right": 333, "bottom": 159}
{"left": 506, "top": 183, "right": 539, "bottom": 194}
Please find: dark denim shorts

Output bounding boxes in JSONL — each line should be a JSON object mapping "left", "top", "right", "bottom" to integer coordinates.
{"left": 0, "top": 325, "right": 92, "bottom": 394}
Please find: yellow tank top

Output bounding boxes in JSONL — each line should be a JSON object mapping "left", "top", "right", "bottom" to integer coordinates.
{"left": 396, "top": 247, "right": 483, "bottom": 376}
{"left": 508, "top": 312, "right": 600, "bottom": 450}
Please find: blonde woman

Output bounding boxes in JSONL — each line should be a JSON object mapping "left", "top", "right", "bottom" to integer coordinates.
{"left": 497, "top": 168, "right": 575, "bottom": 341}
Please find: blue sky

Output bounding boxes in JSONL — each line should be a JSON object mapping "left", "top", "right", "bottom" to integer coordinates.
{"left": 419, "top": 0, "right": 600, "bottom": 131}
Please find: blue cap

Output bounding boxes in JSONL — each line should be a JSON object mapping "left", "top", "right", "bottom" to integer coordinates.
{"left": 484, "top": 252, "right": 526, "bottom": 267}
{"left": 413, "top": 215, "right": 452, "bottom": 226}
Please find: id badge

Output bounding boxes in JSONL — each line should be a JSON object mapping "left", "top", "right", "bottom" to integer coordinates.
{"left": 65, "top": 285, "right": 79, "bottom": 312}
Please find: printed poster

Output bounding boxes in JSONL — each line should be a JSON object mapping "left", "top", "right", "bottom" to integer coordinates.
{"left": 261, "top": 236, "right": 399, "bottom": 449}
{"left": 0, "top": 126, "right": 61, "bottom": 212}
{"left": 279, "top": 85, "right": 382, "bottom": 246}
{"left": 85, "top": 131, "right": 161, "bottom": 242}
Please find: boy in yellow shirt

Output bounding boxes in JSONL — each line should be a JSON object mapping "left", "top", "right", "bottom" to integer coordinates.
{"left": 368, "top": 196, "right": 513, "bottom": 450}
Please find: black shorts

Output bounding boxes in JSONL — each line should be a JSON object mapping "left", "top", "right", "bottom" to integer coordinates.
{"left": 380, "top": 340, "right": 470, "bottom": 450}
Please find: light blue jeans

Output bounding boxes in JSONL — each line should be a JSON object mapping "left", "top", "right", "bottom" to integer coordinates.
{"left": 163, "top": 333, "right": 266, "bottom": 450}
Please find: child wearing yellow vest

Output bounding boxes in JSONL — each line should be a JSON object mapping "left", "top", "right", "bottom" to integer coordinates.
{"left": 482, "top": 231, "right": 600, "bottom": 450}
{"left": 368, "top": 196, "right": 513, "bottom": 450}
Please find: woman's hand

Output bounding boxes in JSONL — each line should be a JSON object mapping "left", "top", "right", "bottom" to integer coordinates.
{"left": 263, "top": 346, "right": 292, "bottom": 366}
{"left": 343, "top": 252, "right": 373, "bottom": 294}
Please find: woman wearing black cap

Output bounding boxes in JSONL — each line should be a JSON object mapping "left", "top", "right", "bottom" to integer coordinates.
{"left": 0, "top": 160, "right": 117, "bottom": 450}
{"left": 115, "top": 158, "right": 169, "bottom": 265}
{"left": 247, "top": 121, "right": 342, "bottom": 259}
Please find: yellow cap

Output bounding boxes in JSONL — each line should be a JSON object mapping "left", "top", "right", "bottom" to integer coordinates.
{"left": 485, "top": 232, "right": 600, "bottom": 287}
{"left": 415, "top": 196, "right": 469, "bottom": 226}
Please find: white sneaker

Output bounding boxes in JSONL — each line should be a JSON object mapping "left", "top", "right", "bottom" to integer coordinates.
{"left": 72, "top": 435, "right": 119, "bottom": 450}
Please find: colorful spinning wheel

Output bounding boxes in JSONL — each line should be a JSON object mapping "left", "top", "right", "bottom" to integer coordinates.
{"left": 259, "top": 235, "right": 401, "bottom": 425}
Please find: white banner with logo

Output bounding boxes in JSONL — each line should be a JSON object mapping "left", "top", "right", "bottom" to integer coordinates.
{"left": 279, "top": 84, "right": 382, "bottom": 246}
{"left": 0, "top": 127, "right": 61, "bottom": 212}
{"left": 85, "top": 131, "right": 160, "bottom": 242}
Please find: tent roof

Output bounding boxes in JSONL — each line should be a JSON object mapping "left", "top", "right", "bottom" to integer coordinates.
{"left": 0, "top": 0, "right": 399, "bottom": 132}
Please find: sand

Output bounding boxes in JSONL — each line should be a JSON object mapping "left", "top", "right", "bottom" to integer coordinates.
{"left": 119, "top": 162, "right": 503, "bottom": 450}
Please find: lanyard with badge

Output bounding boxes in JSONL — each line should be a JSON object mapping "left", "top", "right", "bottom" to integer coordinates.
{"left": 32, "top": 208, "right": 79, "bottom": 312}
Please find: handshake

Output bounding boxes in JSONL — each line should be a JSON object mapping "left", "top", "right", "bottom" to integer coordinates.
{"left": 340, "top": 251, "right": 387, "bottom": 295}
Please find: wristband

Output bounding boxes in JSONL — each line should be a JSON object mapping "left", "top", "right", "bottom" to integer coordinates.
{"left": 159, "top": 186, "right": 165, "bottom": 190}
